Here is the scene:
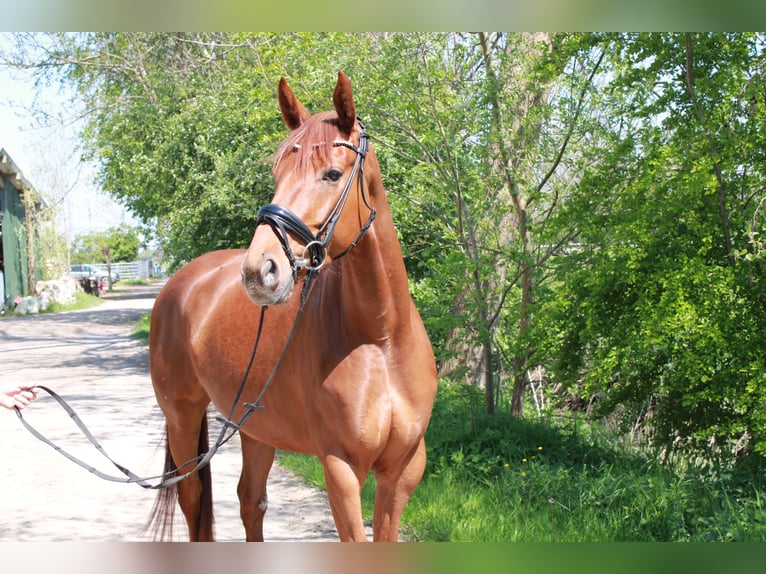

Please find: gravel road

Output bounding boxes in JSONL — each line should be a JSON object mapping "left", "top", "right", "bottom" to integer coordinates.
{"left": 0, "top": 280, "right": 348, "bottom": 542}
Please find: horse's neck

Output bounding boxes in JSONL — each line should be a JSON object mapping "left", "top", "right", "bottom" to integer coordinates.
{"left": 321, "top": 208, "right": 412, "bottom": 344}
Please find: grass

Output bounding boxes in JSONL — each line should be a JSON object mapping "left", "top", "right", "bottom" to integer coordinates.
{"left": 131, "top": 312, "right": 151, "bottom": 344}
{"left": 279, "top": 381, "right": 766, "bottom": 542}
{"left": 49, "top": 291, "right": 104, "bottom": 312}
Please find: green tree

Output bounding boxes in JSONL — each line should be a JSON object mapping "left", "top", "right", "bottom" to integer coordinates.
{"left": 71, "top": 225, "right": 141, "bottom": 263}
{"left": 540, "top": 33, "right": 766, "bottom": 459}
{"left": 345, "top": 33, "right": 604, "bottom": 416}
{"left": 473, "top": 32, "right": 605, "bottom": 414}
{"left": 4, "top": 33, "right": 280, "bottom": 267}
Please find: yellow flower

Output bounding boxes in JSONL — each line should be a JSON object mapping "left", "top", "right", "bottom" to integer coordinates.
{"left": 522, "top": 458, "right": 527, "bottom": 463}
{"left": 503, "top": 463, "right": 510, "bottom": 468}
{"left": 538, "top": 446, "right": 543, "bottom": 451}
{"left": 521, "top": 471, "right": 527, "bottom": 477}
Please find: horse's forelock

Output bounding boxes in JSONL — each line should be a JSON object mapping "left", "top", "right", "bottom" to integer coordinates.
{"left": 271, "top": 112, "right": 341, "bottom": 176}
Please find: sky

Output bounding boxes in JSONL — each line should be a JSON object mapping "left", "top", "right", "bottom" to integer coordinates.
{"left": 0, "top": 35, "right": 136, "bottom": 239}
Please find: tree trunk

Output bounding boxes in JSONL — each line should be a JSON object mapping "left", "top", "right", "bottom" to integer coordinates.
{"left": 23, "top": 188, "right": 36, "bottom": 295}
{"left": 511, "top": 261, "right": 533, "bottom": 416}
{"left": 437, "top": 290, "right": 488, "bottom": 387}
{"left": 102, "top": 246, "right": 112, "bottom": 290}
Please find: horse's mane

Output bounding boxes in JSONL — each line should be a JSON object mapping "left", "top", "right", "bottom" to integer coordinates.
{"left": 271, "top": 111, "right": 343, "bottom": 176}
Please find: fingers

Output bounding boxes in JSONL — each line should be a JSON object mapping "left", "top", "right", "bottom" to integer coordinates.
{"left": 14, "top": 391, "right": 35, "bottom": 409}
{"left": 10, "top": 386, "right": 39, "bottom": 410}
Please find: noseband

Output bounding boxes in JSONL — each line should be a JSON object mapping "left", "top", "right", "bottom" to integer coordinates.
{"left": 255, "top": 120, "right": 376, "bottom": 291}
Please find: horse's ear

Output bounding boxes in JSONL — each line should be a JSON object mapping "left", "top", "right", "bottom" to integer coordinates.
{"left": 332, "top": 71, "right": 357, "bottom": 137}
{"left": 278, "top": 77, "right": 311, "bottom": 130}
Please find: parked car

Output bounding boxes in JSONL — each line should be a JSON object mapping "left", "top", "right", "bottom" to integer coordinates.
{"left": 70, "top": 264, "right": 120, "bottom": 286}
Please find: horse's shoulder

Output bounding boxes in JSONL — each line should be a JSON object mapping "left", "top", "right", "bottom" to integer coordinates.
{"left": 158, "top": 250, "right": 244, "bottom": 306}
{"left": 190, "top": 249, "right": 246, "bottom": 270}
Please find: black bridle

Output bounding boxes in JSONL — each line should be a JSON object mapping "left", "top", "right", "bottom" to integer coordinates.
{"left": 255, "top": 119, "right": 376, "bottom": 299}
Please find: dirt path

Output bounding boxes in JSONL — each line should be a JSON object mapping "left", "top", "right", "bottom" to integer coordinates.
{"left": 0, "top": 281, "right": 347, "bottom": 542}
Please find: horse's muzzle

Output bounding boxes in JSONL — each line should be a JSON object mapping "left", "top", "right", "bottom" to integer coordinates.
{"left": 241, "top": 253, "right": 295, "bottom": 306}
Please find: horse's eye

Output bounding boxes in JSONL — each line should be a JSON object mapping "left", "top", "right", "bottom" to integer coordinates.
{"left": 323, "top": 168, "right": 343, "bottom": 183}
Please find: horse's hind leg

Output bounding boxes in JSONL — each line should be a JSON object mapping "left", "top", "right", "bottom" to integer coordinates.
{"left": 163, "top": 401, "right": 215, "bottom": 541}
{"left": 372, "top": 437, "right": 427, "bottom": 542}
{"left": 237, "top": 435, "right": 276, "bottom": 541}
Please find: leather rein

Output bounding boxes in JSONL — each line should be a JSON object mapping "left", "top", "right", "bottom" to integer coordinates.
{"left": 15, "top": 120, "right": 376, "bottom": 490}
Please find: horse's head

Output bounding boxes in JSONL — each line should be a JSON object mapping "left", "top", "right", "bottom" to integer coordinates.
{"left": 241, "top": 72, "right": 375, "bottom": 306}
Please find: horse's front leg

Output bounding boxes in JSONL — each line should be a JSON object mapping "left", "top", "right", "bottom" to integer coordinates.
{"left": 322, "top": 454, "right": 368, "bottom": 541}
{"left": 372, "top": 437, "right": 427, "bottom": 542}
{"left": 238, "top": 435, "right": 276, "bottom": 541}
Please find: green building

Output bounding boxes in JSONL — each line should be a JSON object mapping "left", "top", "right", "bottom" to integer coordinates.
{"left": 0, "top": 148, "right": 44, "bottom": 311}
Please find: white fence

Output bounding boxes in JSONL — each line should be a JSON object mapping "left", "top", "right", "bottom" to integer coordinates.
{"left": 102, "top": 259, "right": 157, "bottom": 281}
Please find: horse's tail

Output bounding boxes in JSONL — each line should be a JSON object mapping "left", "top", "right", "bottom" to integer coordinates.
{"left": 144, "top": 414, "right": 214, "bottom": 541}
{"left": 144, "top": 431, "right": 179, "bottom": 541}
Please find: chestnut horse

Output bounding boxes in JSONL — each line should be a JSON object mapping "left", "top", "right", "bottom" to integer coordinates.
{"left": 147, "top": 72, "right": 437, "bottom": 541}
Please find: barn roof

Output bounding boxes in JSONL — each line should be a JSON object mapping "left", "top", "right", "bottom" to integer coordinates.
{"left": 0, "top": 147, "right": 48, "bottom": 208}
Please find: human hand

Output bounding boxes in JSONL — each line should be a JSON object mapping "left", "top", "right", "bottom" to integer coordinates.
{"left": 0, "top": 384, "right": 40, "bottom": 410}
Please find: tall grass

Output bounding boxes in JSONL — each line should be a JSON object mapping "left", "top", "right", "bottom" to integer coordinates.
{"left": 279, "top": 381, "right": 766, "bottom": 541}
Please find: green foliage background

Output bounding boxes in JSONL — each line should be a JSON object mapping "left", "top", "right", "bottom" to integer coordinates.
{"left": 70, "top": 226, "right": 143, "bottom": 263}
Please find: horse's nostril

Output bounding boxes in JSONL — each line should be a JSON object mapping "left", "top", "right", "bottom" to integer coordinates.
{"left": 261, "top": 258, "right": 279, "bottom": 289}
